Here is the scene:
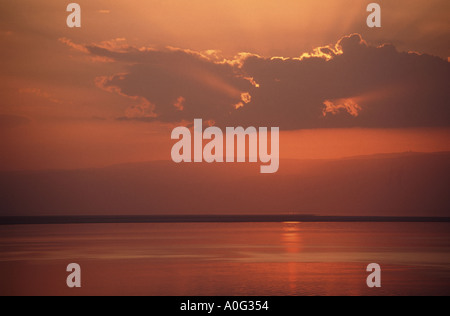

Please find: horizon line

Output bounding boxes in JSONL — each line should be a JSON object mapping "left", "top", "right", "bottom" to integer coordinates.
{"left": 1, "top": 215, "right": 449, "bottom": 225}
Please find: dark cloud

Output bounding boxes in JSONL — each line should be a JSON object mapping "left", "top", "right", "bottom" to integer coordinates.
{"left": 89, "top": 45, "right": 253, "bottom": 124}
{"left": 88, "top": 34, "right": 450, "bottom": 129}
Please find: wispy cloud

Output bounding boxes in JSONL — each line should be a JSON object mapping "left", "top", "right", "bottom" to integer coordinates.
{"left": 19, "top": 88, "right": 61, "bottom": 104}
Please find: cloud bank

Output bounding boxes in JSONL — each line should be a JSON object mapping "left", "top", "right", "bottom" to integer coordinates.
{"left": 75, "top": 34, "right": 450, "bottom": 129}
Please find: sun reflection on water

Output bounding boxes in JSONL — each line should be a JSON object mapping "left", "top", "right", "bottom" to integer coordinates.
{"left": 282, "top": 222, "right": 303, "bottom": 254}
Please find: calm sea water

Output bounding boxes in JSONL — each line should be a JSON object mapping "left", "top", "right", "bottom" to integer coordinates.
{"left": 0, "top": 222, "right": 449, "bottom": 296}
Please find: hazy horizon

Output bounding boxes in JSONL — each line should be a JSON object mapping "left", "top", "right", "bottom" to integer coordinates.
{"left": 1, "top": 150, "right": 449, "bottom": 172}
{"left": 1, "top": 151, "right": 448, "bottom": 217}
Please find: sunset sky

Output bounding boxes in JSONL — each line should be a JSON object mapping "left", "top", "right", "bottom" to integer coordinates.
{"left": 3, "top": 2, "right": 450, "bottom": 299}
{"left": 0, "top": 0, "right": 449, "bottom": 171}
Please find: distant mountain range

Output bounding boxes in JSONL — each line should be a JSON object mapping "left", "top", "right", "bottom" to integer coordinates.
{"left": 0, "top": 152, "right": 449, "bottom": 217}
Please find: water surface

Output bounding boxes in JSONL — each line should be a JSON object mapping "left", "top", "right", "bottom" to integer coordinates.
{"left": 0, "top": 222, "right": 449, "bottom": 295}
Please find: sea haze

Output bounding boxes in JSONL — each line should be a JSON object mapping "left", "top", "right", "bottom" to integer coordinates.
{"left": 0, "top": 152, "right": 449, "bottom": 217}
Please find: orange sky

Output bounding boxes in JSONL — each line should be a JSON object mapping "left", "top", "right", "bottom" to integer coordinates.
{"left": 0, "top": 0, "right": 449, "bottom": 171}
